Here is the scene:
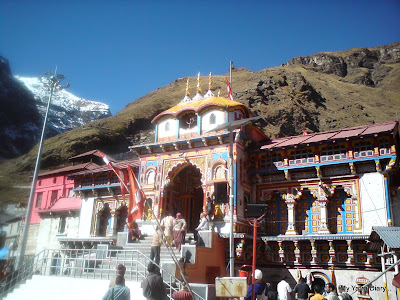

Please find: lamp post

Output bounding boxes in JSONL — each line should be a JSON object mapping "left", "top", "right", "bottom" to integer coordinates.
{"left": 16, "top": 71, "right": 69, "bottom": 269}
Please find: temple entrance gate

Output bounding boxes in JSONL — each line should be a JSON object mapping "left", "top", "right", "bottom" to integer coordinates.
{"left": 163, "top": 164, "right": 204, "bottom": 231}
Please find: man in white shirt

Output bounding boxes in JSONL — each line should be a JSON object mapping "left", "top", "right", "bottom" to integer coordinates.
{"left": 193, "top": 212, "right": 209, "bottom": 244}
{"left": 277, "top": 276, "right": 292, "bottom": 300}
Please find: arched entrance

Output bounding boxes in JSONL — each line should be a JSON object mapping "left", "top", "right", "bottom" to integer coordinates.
{"left": 163, "top": 164, "right": 204, "bottom": 231}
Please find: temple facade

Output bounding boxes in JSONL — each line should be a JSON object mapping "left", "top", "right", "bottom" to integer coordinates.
{"left": 22, "top": 73, "right": 400, "bottom": 299}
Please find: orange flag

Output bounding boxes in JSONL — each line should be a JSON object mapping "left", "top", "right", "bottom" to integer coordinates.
{"left": 128, "top": 165, "right": 145, "bottom": 222}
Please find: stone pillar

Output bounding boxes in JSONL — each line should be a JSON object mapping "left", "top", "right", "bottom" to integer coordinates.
{"left": 285, "top": 194, "right": 298, "bottom": 235}
{"left": 318, "top": 198, "right": 330, "bottom": 235}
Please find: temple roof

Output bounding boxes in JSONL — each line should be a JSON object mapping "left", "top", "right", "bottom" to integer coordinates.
{"left": 152, "top": 96, "right": 248, "bottom": 123}
{"left": 262, "top": 120, "right": 399, "bottom": 150}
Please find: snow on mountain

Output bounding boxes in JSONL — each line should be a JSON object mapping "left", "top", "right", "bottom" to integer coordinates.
{"left": 15, "top": 76, "right": 112, "bottom": 133}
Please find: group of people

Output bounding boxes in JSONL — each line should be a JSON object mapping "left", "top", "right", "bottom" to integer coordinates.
{"left": 244, "top": 271, "right": 353, "bottom": 300}
{"left": 102, "top": 262, "right": 168, "bottom": 300}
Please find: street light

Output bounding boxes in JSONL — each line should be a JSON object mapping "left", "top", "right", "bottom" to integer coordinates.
{"left": 16, "top": 70, "right": 70, "bottom": 269}
{"left": 205, "top": 116, "right": 261, "bottom": 277}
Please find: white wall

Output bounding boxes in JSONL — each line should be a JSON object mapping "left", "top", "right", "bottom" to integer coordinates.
{"left": 78, "top": 197, "right": 95, "bottom": 238}
{"left": 158, "top": 118, "right": 176, "bottom": 140}
{"left": 201, "top": 109, "right": 225, "bottom": 133}
{"left": 36, "top": 215, "right": 80, "bottom": 253}
{"left": 359, "top": 172, "right": 388, "bottom": 234}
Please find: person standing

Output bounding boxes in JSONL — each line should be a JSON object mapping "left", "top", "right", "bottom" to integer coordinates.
{"left": 193, "top": 212, "right": 209, "bottom": 244}
{"left": 173, "top": 213, "right": 187, "bottom": 252}
{"left": 325, "top": 283, "right": 340, "bottom": 300}
{"left": 338, "top": 285, "right": 352, "bottom": 300}
{"left": 109, "top": 264, "right": 126, "bottom": 288}
{"left": 141, "top": 263, "right": 167, "bottom": 300}
{"left": 103, "top": 275, "right": 130, "bottom": 300}
{"left": 160, "top": 213, "right": 175, "bottom": 246}
{"left": 244, "top": 269, "right": 267, "bottom": 300}
{"left": 293, "top": 277, "right": 311, "bottom": 300}
{"left": 150, "top": 226, "right": 163, "bottom": 266}
{"left": 310, "top": 285, "right": 326, "bottom": 300}
{"left": 277, "top": 276, "right": 292, "bottom": 300}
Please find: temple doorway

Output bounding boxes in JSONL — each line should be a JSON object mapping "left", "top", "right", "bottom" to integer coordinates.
{"left": 163, "top": 164, "right": 204, "bottom": 231}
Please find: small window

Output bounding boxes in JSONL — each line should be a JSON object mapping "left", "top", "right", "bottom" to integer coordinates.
{"left": 50, "top": 190, "right": 58, "bottom": 204}
{"left": 320, "top": 145, "right": 348, "bottom": 162}
{"left": 146, "top": 170, "right": 156, "bottom": 185}
{"left": 58, "top": 216, "right": 66, "bottom": 234}
{"left": 35, "top": 192, "right": 43, "bottom": 208}
{"left": 289, "top": 149, "right": 314, "bottom": 165}
{"left": 354, "top": 141, "right": 373, "bottom": 158}
{"left": 213, "top": 165, "right": 227, "bottom": 180}
{"left": 53, "top": 177, "right": 57, "bottom": 184}
{"left": 95, "top": 173, "right": 109, "bottom": 185}
{"left": 210, "top": 113, "right": 216, "bottom": 125}
{"left": 379, "top": 139, "right": 391, "bottom": 155}
{"left": 165, "top": 122, "right": 170, "bottom": 132}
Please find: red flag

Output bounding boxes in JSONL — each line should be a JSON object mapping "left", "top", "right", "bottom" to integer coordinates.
{"left": 226, "top": 78, "right": 233, "bottom": 100}
{"left": 98, "top": 151, "right": 127, "bottom": 197}
{"left": 302, "top": 130, "right": 308, "bottom": 135}
{"left": 128, "top": 165, "right": 145, "bottom": 222}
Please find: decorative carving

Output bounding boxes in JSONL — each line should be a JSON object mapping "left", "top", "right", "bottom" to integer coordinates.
{"left": 284, "top": 169, "right": 291, "bottom": 180}
{"left": 375, "top": 160, "right": 382, "bottom": 172}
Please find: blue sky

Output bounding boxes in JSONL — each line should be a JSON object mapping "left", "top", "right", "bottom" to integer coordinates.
{"left": 1, "top": 1, "right": 399, "bottom": 115}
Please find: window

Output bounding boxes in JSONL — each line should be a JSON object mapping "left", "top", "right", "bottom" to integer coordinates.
{"left": 209, "top": 113, "right": 216, "bottom": 125}
{"left": 379, "top": 139, "right": 391, "bottom": 155}
{"left": 35, "top": 192, "right": 43, "bottom": 208}
{"left": 320, "top": 145, "right": 348, "bottom": 162}
{"left": 111, "top": 173, "right": 120, "bottom": 184}
{"left": 58, "top": 216, "right": 66, "bottom": 234}
{"left": 82, "top": 176, "right": 92, "bottom": 187}
{"left": 50, "top": 190, "right": 58, "bottom": 204}
{"left": 260, "top": 153, "right": 284, "bottom": 169}
{"left": 354, "top": 141, "right": 373, "bottom": 158}
{"left": 213, "top": 165, "right": 227, "bottom": 180}
{"left": 289, "top": 149, "right": 314, "bottom": 165}
{"left": 165, "top": 122, "right": 170, "bottom": 132}
{"left": 53, "top": 177, "right": 57, "bottom": 184}
{"left": 95, "top": 173, "right": 109, "bottom": 185}
{"left": 214, "top": 182, "right": 228, "bottom": 203}
{"left": 146, "top": 170, "right": 156, "bottom": 185}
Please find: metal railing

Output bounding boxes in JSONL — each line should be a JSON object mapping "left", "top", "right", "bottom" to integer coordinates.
{"left": 0, "top": 248, "right": 205, "bottom": 300}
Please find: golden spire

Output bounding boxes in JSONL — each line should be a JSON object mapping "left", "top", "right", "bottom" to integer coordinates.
{"left": 218, "top": 89, "right": 221, "bottom": 97}
{"left": 208, "top": 72, "right": 213, "bottom": 91}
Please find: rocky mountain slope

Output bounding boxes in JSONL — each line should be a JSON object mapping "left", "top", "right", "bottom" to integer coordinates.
{"left": 0, "top": 57, "right": 111, "bottom": 159}
{"left": 0, "top": 42, "right": 399, "bottom": 204}
{"left": 15, "top": 76, "right": 111, "bottom": 133}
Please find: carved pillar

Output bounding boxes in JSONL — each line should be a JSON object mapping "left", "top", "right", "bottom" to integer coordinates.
{"left": 285, "top": 194, "right": 297, "bottom": 235}
{"left": 294, "top": 241, "right": 301, "bottom": 264}
{"left": 346, "top": 240, "right": 354, "bottom": 264}
{"left": 278, "top": 241, "right": 285, "bottom": 262}
{"left": 318, "top": 198, "right": 330, "bottom": 235}
{"left": 328, "top": 240, "right": 336, "bottom": 264}
{"left": 311, "top": 240, "right": 318, "bottom": 264}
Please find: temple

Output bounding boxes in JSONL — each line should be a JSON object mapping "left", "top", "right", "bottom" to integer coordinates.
{"left": 8, "top": 73, "right": 400, "bottom": 299}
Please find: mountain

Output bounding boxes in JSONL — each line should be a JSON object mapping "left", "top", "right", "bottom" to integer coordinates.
{"left": 0, "top": 42, "right": 399, "bottom": 204}
{"left": 0, "top": 56, "right": 112, "bottom": 160}
{"left": 15, "top": 76, "right": 111, "bottom": 133}
{"left": 0, "top": 57, "right": 42, "bottom": 159}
